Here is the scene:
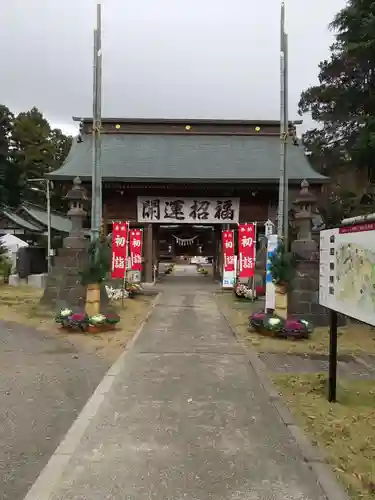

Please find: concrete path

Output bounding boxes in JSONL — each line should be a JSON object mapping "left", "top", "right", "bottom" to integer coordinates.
{"left": 26, "top": 279, "right": 328, "bottom": 500}
{"left": 0, "top": 320, "right": 108, "bottom": 500}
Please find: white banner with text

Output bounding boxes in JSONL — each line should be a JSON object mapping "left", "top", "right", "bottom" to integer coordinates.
{"left": 137, "top": 197, "right": 240, "bottom": 224}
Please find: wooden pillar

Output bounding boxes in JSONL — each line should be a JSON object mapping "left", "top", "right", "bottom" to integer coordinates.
{"left": 153, "top": 225, "right": 160, "bottom": 278}
{"left": 102, "top": 203, "right": 108, "bottom": 236}
{"left": 213, "top": 226, "right": 221, "bottom": 281}
{"left": 144, "top": 223, "right": 153, "bottom": 283}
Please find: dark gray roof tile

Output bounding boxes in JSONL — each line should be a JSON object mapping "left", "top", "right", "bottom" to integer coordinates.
{"left": 50, "top": 134, "right": 326, "bottom": 184}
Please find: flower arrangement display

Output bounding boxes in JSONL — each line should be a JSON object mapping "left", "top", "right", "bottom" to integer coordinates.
{"left": 234, "top": 282, "right": 255, "bottom": 300}
{"left": 165, "top": 264, "right": 175, "bottom": 275}
{"left": 126, "top": 282, "right": 143, "bottom": 298}
{"left": 88, "top": 313, "right": 107, "bottom": 326}
{"left": 249, "top": 311, "right": 313, "bottom": 339}
{"left": 80, "top": 238, "right": 111, "bottom": 317}
{"left": 198, "top": 267, "right": 209, "bottom": 276}
{"left": 55, "top": 308, "right": 120, "bottom": 333}
{"left": 234, "top": 282, "right": 266, "bottom": 301}
{"left": 69, "top": 312, "right": 89, "bottom": 331}
{"left": 105, "top": 313, "right": 121, "bottom": 326}
{"left": 268, "top": 240, "right": 295, "bottom": 320}
{"left": 105, "top": 285, "right": 129, "bottom": 301}
{"left": 249, "top": 311, "right": 285, "bottom": 336}
{"left": 282, "top": 318, "right": 312, "bottom": 339}
{"left": 55, "top": 308, "right": 73, "bottom": 328}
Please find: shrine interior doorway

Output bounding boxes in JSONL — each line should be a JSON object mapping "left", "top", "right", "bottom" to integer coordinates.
{"left": 157, "top": 224, "right": 217, "bottom": 282}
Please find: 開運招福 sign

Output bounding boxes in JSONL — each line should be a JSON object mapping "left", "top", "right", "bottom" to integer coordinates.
{"left": 137, "top": 197, "right": 240, "bottom": 224}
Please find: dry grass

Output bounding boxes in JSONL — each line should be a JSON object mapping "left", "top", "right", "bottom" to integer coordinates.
{"left": 0, "top": 284, "right": 155, "bottom": 362}
{"left": 273, "top": 373, "right": 375, "bottom": 500}
{"left": 215, "top": 292, "right": 375, "bottom": 355}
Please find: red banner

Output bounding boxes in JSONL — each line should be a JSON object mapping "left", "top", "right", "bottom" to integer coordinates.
{"left": 238, "top": 223, "right": 256, "bottom": 278}
{"left": 129, "top": 229, "right": 143, "bottom": 271}
{"left": 222, "top": 230, "right": 235, "bottom": 272}
{"left": 111, "top": 221, "right": 128, "bottom": 279}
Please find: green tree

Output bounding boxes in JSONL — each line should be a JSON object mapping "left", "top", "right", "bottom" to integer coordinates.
{"left": 0, "top": 105, "right": 19, "bottom": 207}
{"left": 12, "top": 107, "right": 55, "bottom": 202}
{"left": 298, "top": 0, "right": 375, "bottom": 188}
{"left": 49, "top": 128, "right": 72, "bottom": 212}
{"left": 318, "top": 189, "right": 359, "bottom": 228}
{"left": 12, "top": 107, "right": 72, "bottom": 210}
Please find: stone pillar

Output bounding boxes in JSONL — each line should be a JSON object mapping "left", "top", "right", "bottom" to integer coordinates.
{"left": 144, "top": 223, "right": 153, "bottom": 283}
{"left": 289, "top": 180, "right": 329, "bottom": 326}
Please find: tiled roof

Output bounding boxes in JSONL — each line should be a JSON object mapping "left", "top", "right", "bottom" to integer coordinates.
{"left": 2, "top": 209, "right": 43, "bottom": 232}
{"left": 50, "top": 133, "right": 327, "bottom": 184}
{"left": 21, "top": 203, "right": 72, "bottom": 233}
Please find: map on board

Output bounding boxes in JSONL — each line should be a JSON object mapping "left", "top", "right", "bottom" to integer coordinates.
{"left": 319, "top": 223, "right": 375, "bottom": 326}
{"left": 335, "top": 242, "right": 375, "bottom": 311}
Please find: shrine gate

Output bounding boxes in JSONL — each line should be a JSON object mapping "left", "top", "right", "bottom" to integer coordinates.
{"left": 50, "top": 117, "right": 326, "bottom": 283}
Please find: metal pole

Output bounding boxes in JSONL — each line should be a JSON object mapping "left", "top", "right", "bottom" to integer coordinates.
{"left": 91, "top": 27, "right": 98, "bottom": 241}
{"left": 277, "top": 2, "right": 286, "bottom": 239}
{"left": 328, "top": 309, "right": 338, "bottom": 402}
{"left": 283, "top": 31, "right": 289, "bottom": 248}
{"left": 46, "top": 179, "right": 52, "bottom": 273}
{"left": 95, "top": 3, "right": 103, "bottom": 232}
{"left": 91, "top": 3, "right": 103, "bottom": 241}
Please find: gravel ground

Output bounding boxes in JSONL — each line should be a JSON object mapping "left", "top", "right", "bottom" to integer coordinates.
{"left": 0, "top": 320, "right": 109, "bottom": 500}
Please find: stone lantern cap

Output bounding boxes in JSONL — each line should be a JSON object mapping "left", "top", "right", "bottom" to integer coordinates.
{"left": 292, "top": 179, "right": 317, "bottom": 207}
{"left": 64, "top": 176, "right": 88, "bottom": 202}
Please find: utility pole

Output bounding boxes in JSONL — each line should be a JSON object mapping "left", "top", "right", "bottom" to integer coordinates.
{"left": 46, "top": 179, "right": 52, "bottom": 273}
{"left": 91, "top": 3, "right": 103, "bottom": 241}
{"left": 283, "top": 31, "right": 289, "bottom": 248}
{"left": 277, "top": 2, "right": 289, "bottom": 246}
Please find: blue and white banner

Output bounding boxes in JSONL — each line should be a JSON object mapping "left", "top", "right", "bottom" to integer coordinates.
{"left": 222, "top": 256, "right": 237, "bottom": 288}
{"left": 265, "top": 234, "right": 278, "bottom": 311}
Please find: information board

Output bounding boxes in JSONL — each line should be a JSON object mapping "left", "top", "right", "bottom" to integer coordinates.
{"left": 319, "top": 223, "right": 375, "bottom": 326}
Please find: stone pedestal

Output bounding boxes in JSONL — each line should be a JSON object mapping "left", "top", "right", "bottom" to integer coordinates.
{"left": 288, "top": 249, "right": 329, "bottom": 326}
{"left": 40, "top": 247, "right": 88, "bottom": 309}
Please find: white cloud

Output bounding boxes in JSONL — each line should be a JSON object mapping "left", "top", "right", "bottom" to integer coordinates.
{"left": 0, "top": 0, "right": 345, "bottom": 130}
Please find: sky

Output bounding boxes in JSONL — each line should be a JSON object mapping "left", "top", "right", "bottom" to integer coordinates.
{"left": 0, "top": 0, "right": 346, "bottom": 137}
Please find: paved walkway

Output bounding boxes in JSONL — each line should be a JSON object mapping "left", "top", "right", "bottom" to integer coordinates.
{"left": 27, "top": 276, "right": 328, "bottom": 500}
{"left": 0, "top": 320, "right": 108, "bottom": 500}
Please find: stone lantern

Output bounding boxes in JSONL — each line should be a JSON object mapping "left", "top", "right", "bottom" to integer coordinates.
{"left": 292, "top": 180, "right": 317, "bottom": 240}
{"left": 40, "top": 176, "right": 89, "bottom": 309}
{"left": 63, "top": 176, "right": 88, "bottom": 249}
{"left": 291, "top": 180, "right": 317, "bottom": 256}
{"left": 288, "top": 179, "right": 329, "bottom": 326}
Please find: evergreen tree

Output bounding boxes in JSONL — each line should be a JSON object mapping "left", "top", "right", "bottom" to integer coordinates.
{"left": 0, "top": 105, "right": 17, "bottom": 207}
{"left": 299, "top": 0, "right": 375, "bottom": 192}
{"left": 269, "top": 240, "right": 295, "bottom": 288}
{"left": 11, "top": 107, "right": 72, "bottom": 210}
